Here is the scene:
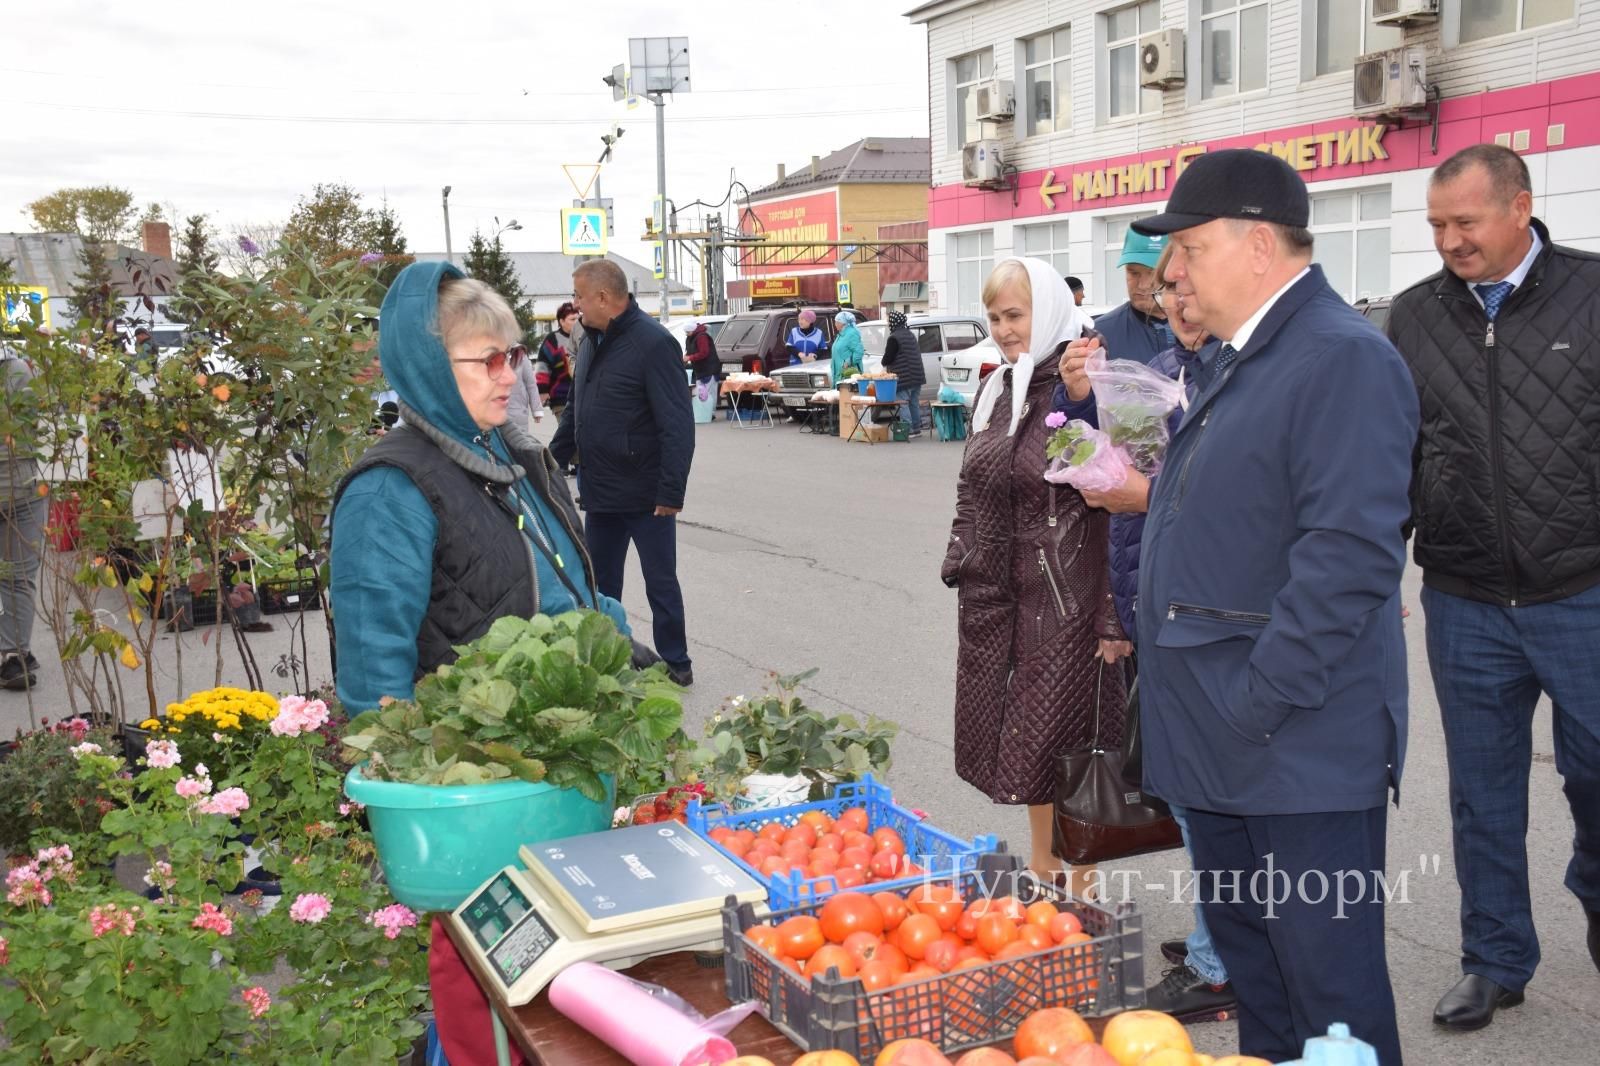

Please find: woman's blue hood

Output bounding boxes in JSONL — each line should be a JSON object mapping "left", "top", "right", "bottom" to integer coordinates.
{"left": 378, "top": 260, "right": 481, "bottom": 445}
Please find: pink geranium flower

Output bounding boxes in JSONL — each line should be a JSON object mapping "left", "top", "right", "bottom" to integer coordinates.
{"left": 191, "top": 902, "right": 234, "bottom": 936}
{"left": 195, "top": 787, "right": 250, "bottom": 817}
{"left": 288, "top": 892, "right": 332, "bottom": 924}
{"left": 175, "top": 775, "right": 211, "bottom": 799}
{"left": 367, "top": 903, "right": 419, "bottom": 939}
{"left": 89, "top": 903, "right": 139, "bottom": 938}
{"left": 144, "top": 739, "right": 181, "bottom": 769}
{"left": 241, "top": 985, "right": 271, "bottom": 1018}
{"left": 271, "top": 695, "right": 332, "bottom": 737}
{"left": 0, "top": 933, "right": 9, "bottom": 966}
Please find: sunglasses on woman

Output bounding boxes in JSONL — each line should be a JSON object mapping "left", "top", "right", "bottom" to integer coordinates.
{"left": 451, "top": 344, "right": 528, "bottom": 376}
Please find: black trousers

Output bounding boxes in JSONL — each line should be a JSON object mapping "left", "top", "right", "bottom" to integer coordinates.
{"left": 584, "top": 511, "right": 690, "bottom": 671}
{"left": 1185, "top": 805, "right": 1403, "bottom": 1066}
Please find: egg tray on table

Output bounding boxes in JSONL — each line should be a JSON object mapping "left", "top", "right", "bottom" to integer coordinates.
{"left": 720, "top": 852, "right": 1146, "bottom": 1060}
{"left": 685, "top": 774, "right": 999, "bottom": 910}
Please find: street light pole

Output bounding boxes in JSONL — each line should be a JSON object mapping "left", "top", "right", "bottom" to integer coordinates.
{"left": 650, "top": 91, "right": 671, "bottom": 324}
{"left": 442, "top": 185, "right": 454, "bottom": 266}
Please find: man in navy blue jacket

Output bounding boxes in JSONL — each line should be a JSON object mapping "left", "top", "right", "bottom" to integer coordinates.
{"left": 1094, "top": 230, "right": 1175, "bottom": 364}
{"left": 1109, "top": 150, "right": 1418, "bottom": 1065}
{"left": 552, "top": 258, "right": 696, "bottom": 684}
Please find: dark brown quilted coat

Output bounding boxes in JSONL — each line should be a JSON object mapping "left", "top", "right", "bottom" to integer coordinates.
{"left": 942, "top": 358, "right": 1126, "bottom": 806}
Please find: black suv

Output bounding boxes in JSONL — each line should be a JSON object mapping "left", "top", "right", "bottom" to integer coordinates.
{"left": 714, "top": 305, "right": 856, "bottom": 377}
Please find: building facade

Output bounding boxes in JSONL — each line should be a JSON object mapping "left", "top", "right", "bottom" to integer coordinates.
{"left": 909, "top": 0, "right": 1600, "bottom": 315}
{"left": 729, "top": 137, "right": 930, "bottom": 313}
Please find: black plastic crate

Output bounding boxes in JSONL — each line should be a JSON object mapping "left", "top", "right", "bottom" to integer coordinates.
{"left": 259, "top": 578, "right": 323, "bottom": 614}
{"left": 722, "top": 852, "right": 1144, "bottom": 1060}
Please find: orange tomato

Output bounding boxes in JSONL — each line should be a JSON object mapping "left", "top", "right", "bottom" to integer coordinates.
{"left": 776, "top": 915, "right": 825, "bottom": 960}
{"left": 874, "top": 942, "right": 910, "bottom": 974}
{"left": 1099, "top": 1009, "right": 1193, "bottom": 1066}
{"left": 792, "top": 1052, "right": 862, "bottom": 1066}
{"left": 817, "top": 832, "right": 845, "bottom": 853}
{"left": 967, "top": 895, "right": 1027, "bottom": 923}
{"left": 1048, "top": 911, "right": 1083, "bottom": 942}
{"left": 757, "top": 822, "right": 787, "bottom": 843}
{"left": 873, "top": 890, "right": 912, "bottom": 932}
{"left": 1013, "top": 1007, "right": 1093, "bottom": 1060}
{"left": 808, "top": 855, "right": 840, "bottom": 878}
{"left": 722, "top": 836, "right": 752, "bottom": 859}
{"left": 838, "top": 846, "right": 875, "bottom": 872}
{"left": 955, "top": 1051, "right": 1017, "bottom": 1066}
{"left": 834, "top": 866, "right": 868, "bottom": 889}
{"left": 1018, "top": 924, "right": 1053, "bottom": 951}
{"left": 955, "top": 909, "right": 979, "bottom": 941}
{"left": 805, "top": 944, "right": 857, "bottom": 980}
{"left": 783, "top": 839, "right": 812, "bottom": 863}
{"left": 858, "top": 958, "right": 900, "bottom": 991}
{"left": 1024, "top": 901, "right": 1058, "bottom": 927}
{"left": 871, "top": 850, "right": 908, "bottom": 880}
{"left": 837, "top": 806, "right": 870, "bottom": 833}
{"left": 842, "top": 930, "right": 887, "bottom": 968}
{"left": 784, "top": 823, "right": 819, "bottom": 848}
{"left": 975, "top": 914, "right": 1021, "bottom": 956}
{"left": 894, "top": 913, "right": 942, "bottom": 960}
{"left": 798, "top": 810, "right": 834, "bottom": 833}
{"left": 820, "top": 892, "right": 885, "bottom": 942}
{"left": 871, "top": 827, "right": 907, "bottom": 856}
{"left": 923, "top": 937, "right": 961, "bottom": 973}
{"left": 744, "top": 923, "right": 781, "bottom": 956}
{"left": 842, "top": 829, "right": 875, "bottom": 853}
{"left": 955, "top": 944, "right": 989, "bottom": 964}
{"left": 759, "top": 855, "right": 787, "bottom": 877}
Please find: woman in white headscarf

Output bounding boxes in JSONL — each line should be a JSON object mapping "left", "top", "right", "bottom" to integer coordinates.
{"left": 940, "top": 257, "right": 1127, "bottom": 890}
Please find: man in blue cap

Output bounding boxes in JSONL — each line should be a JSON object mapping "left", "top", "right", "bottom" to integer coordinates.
{"left": 1094, "top": 229, "right": 1175, "bottom": 363}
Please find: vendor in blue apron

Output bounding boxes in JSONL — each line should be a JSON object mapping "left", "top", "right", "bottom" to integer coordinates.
{"left": 784, "top": 309, "right": 829, "bottom": 365}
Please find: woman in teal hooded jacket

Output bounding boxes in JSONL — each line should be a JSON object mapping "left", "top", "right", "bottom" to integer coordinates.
{"left": 331, "top": 262, "right": 631, "bottom": 715}
{"left": 331, "top": 262, "right": 633, "bottom": 1065}
{"left": 830, "top": 310, "right": 864, "bottom": 382}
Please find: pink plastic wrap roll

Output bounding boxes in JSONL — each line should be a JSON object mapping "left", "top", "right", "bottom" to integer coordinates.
{"left": 548, "top": 962, "right": 738, "bottom": 1066}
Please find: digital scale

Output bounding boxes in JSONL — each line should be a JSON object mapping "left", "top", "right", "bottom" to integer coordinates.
{"left": 448, "top": 822, "right": 768, "bottom": 1006}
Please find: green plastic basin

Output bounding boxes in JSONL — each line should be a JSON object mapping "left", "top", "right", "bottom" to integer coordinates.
{"left": 345, "top": 765, "right": 615, "bottom": 912}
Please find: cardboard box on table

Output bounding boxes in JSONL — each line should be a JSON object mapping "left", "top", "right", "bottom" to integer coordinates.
{"left": 838, "top": 382, "right": 860, "bottom": 439}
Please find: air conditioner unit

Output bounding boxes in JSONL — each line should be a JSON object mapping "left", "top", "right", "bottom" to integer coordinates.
{"left": 974, "top": 78, "right": 1015, "bottom": 121}
{"left": 1353, "top": 46, "right": 1428, "bottom": 116}
{"left": 1139, "top": 29, "right": 1186, "bottom": 89}
{"left": 962, "top": 139, "right": 1004, "bottom": 186}
{"left": 1371, "top": 0, "right": 1439, "bottom": 26}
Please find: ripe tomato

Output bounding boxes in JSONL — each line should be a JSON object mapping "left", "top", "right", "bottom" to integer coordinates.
{"left": 784, "top": 823, "right": 818, "bottom": 848}
{"left": 782, "top": 839, "right": 812, "bottom": 863}
{"left": 817, "top": 832, "right": 845, "bottom": 853}
{"left": 870, "top": 849, "right": 907, "bottom": 880}
{"left": 873, "top": 942, "right": 910, "bottom": 974}
{"left": 954, "top": 909, "right": 979, "bottom": 941}
{"left": 992, "top": 940, "right": 1034, "bottom": 961}
{"left": 798, "top": 810, "right": 834, "bottom": 833}
{"left": 708, "top": 826, "right": 731, "bottom": 843}
{"left": 1048, "top": 911, "right": 1083, "bottom": 942}
{"left": 805, "top": 944, "right": 857, "bottom": 980}
{"left": 834, "top": 867, "right": 868, "bottom": 889}
{"left": 858, "top": 958, "right": 900, "bottom": 991}
{"left": 955, "top": 1049, "right": 1019, "bottom": 1066}
{"left": 820, "top": 892, "right": 885, "bottom": 942}
{"left": 919, "top": 896, "right": 965, "bottom": 932}
{"left": 1013, "top": 1007, "right": 1093, "bottom": 1060}
{"left": 841, "top": 930, "right": 887, "bottom": 968}
{"left": 837, "top": 807, "right": 870, "bottom": 833}
{"left": 757, "top": 822, "right": 788, "bottom": 843}
{"left": 776, "top": 915, "right": 825, "bottom": 960}
{"left": 1024, "top": 901, "right": 1058, "bottom": 928}
{"left": 967, "top": 895, "right": 1027, "bottom": 923}
{"left": 744, "top": 923, "right": 781, "bottom": 956}
{"left": 900, "top": 962, "right": 941, "bottom": 983}
{"left": 842, "top": 829, "right": 875, "bottom": 853}
{"left": 975, "top": 914, "right": 1021, "bottom": 956}
{"left": 955, "top": 944, "right": 989, "bottom": 964}
{"left": 871, "top": 827, "right": 907, "bottom": 856}
{"left": 894, "top": 913, "right": 942, "bottom": 960}
{"left": 838, "top": 846, "right": 874, "bottom": 873}
{"left": 873, "top": 891, "right": 912, "bottom": 932}
{"left": 1018, "top": 924, "right": 1053, "bottom": 951}
{"left": 924, "top": 937, "right": 961, "bottom": 973}
{"left": 759, "top": 855, "right": 788, "bottom": 877}
{"left": 808, "top": 855, "right": 840, "bottom": 879}
{"left": 722, "top": 836, "right": 752, "bottom": 859}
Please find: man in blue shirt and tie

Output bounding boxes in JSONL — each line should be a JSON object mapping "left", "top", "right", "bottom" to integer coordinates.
{"left": 1387, "top": 143, "right": 1600, "bottom": 1032}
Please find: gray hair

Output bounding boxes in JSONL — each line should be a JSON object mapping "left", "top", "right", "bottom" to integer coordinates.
{"left": 1431, "top": 143, "right": 1532, "bottom": 206}
{"left": 434, "top": 276, "right": 520, "bottom": 348}
{"left": 573, "top": 258, "right": 629, "bottom": 299}
{"left": 1227, "top": 218, "right": 1315, "bottom": 255}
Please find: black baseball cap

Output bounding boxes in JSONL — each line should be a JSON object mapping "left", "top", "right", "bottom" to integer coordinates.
{"left": 1133, "top": 149, "right": 1309, "bottom": 235}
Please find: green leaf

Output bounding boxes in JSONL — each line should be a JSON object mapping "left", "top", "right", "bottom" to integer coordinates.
{"left": 461, "top": 678, "right": 516, "bottom": 720}
{"left": 440, "top": 761, "right": 493, "bottom": 785}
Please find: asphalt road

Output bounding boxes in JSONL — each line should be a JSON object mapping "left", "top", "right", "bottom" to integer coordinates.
{"left": 5, "top": 413, "right": 1595, "bottom": 1064}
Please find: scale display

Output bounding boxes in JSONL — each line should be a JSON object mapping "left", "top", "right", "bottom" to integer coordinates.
{"left": 460, "top": 872, "right": 560, "bottom": 985}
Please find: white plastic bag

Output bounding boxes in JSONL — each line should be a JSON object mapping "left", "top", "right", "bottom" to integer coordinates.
{"left": 1085, "top": 352, "right": 1187, "bottom": 475}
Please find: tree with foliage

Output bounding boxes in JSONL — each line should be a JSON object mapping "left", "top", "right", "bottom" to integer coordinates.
{"left": 170, "top": 214, "right": 220, "bottom": 326}
{"left": 66, "top": 240, "right": 118, "bottom": 333}
{"left": 462, "top": 231, "right": 534, "bottom": 335}
{"left": 281, "top": 183, "right": 381, "bottom": 264}
{"left": 365, "top": 200, "right": 413, "bottom": 290}
{"left": 26, "top": 186, "right": 138, "bottom": 242}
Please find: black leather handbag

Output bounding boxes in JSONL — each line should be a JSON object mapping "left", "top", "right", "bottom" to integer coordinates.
{"left": 1051, "top": 669, "right": 1183, "bottom": 865}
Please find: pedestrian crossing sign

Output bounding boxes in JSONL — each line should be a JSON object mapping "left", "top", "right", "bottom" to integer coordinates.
{"left": 561, "top": 207, "right": 608, "bottom": 255}
{"left": 651, "top": 242, "right": 664, "bottom": 280}
{"left": 837, "top": 280, "right": 851, "bottom": 304}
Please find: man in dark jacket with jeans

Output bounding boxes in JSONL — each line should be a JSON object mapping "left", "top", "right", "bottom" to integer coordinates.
{"left": 1115, "top": 150, "right": 1416, "bottom": 1065}
{"left": 552, "top": 258, "right": 696, "bottom": 684}
{"left": 1386, "top": 144, "right": 1600, "bottom": 1031}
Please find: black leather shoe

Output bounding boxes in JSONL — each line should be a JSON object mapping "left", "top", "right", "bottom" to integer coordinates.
{"left": 1160, "top": 939, "right": 1189, "bottom": 965}
{"left": 1587, "top": 909, "right": 1600, "bottom": 974}
{"left": 1144, "top": 964, "right": 1237, "bottom": 1023}
{"left": 667, "top": 666, "right": 694, "bottom": 687}
{"left": 1433, "top": 974, "right": 1524, "bottom": 1031}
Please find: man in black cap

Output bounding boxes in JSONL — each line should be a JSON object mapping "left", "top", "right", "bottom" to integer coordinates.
{"left": 1077, "top": 148, "right": 1417, "bottom": 1064}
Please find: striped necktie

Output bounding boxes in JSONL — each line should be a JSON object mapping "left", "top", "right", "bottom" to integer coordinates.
{"left": 1474, "top": 281, "right": 1514, "bottom": 321}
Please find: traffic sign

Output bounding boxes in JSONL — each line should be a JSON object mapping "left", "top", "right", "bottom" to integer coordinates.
{"left": 561, "top": 208, "right": 607, "bottom": 255}
{"left": 572, "top": 199, "right": 615, "bottom": 237}
{"left": 837, "top": 280, "right": 852, "bottom": 304}
{"left": 650, "top": 242, "right": 664, "bottom": 280}
{"left": 562, "top": 164, "right": 602, "bottom": 200}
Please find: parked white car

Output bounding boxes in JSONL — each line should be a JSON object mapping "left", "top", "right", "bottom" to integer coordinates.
{"left": 936, "top": 304, "right": 1115, "bottom": 407}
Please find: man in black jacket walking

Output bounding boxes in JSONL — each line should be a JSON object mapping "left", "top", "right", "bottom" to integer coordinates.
{"left": 881, "top": 311, "right": 926, "bottom": 436}
{"left": 1387, "top": 144, "right": 1600, "bottom": 1031}
{"left": 552, "top": 258, "right": 696, "bottom": 684}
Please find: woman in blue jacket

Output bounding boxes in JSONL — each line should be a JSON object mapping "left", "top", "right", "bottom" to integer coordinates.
{"left": 330, "top": 261, "right": 633, "bottom": 1065}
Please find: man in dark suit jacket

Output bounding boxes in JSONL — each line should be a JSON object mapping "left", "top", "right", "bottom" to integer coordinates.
{"left": 552, "top": 258, "right": 696, "bottom": 685}
{"left": 1094, "top": 150, "right": 1417, "bottom": 1065}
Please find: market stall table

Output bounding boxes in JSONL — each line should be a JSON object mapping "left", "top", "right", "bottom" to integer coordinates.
{"left": 930, "top": 401, "right": 970, "bottom": 442}
{"left": 803, "top": 400, "right": 839, "bottom": 435}
{"left": 846, "top": 399, "right": 905, "bottom": 445}
{"left": 719, "top": 378, "right": 780, "bottom": 429}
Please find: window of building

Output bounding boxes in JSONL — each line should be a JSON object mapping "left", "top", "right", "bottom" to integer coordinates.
{"left": 1200, "top": 0, "right": 1269, "bottom": 99}
{"left": 1107, "top": 1, "right": 1161, "bottom": 119}
{"left": 1309, "top": 188, "right": 1391, "bottom": 302}
{"left": 1311, "top": 0, "right": 1402, "bottom": 75}
{"left": 1018, "top": 221, "right": 1073, "bottom": 277}
{"left": 1023, "top": 27, "right": 1073, "bottom": 136}
{"left": 952, "top": 49, "right": 995, "bottom": 150}
{"left": 1101, "top": 214, "right": 1155, "bottom": 305}
{"left": 1459, "top": 0, "right": 1572, "bottom": 42}
{"left": 953, "top": 230, "right": 994, "bottom": 316}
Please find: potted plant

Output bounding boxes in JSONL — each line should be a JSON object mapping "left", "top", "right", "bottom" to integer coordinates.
{"left": 340, "top": 610, "right": 687, "bottom": 911}
{"left": 0, "top": 718, "right": 116, "bottom": 861}
{"left": 690, "top": 669, "right": 898, "bottom": 810}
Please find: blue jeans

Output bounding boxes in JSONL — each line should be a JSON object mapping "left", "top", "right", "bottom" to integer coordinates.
{"left": 1168, "top": 803, "right": 1229, "bottom": 984}
{"left": 1421, "top": 582, "right": 1600, "bottom": 992}
{"left": 900, "top": 385, "right": 923, "bottom": 432}
{"left": 584, "top": 512, "right": 691, "bottom": 671}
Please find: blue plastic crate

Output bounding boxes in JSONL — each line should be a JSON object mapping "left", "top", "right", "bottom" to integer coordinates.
{"left": 685, "top": 774, "right": 999, "bottom": 910}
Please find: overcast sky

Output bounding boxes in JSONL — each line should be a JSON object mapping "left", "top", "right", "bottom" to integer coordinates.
{"left": 1, "top": 1, "right": 930, "bottom": 286}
